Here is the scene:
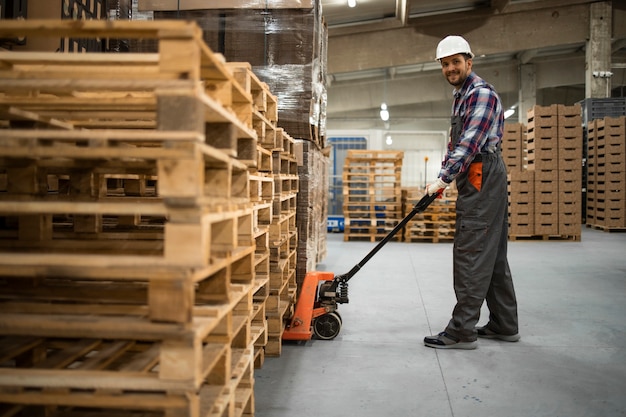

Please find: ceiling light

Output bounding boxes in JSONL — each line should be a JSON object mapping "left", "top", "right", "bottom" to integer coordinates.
{"left": 348, "top": 0, "right": 357, "bottom": 7}
{"left": 380, "top": 102, "right": 389, "bottom": 121}
{"left": 504, "top": 103, "right": 518, "bottom": 120}
{"left": 385, "top": 134, "right": 392, "bottom": 145}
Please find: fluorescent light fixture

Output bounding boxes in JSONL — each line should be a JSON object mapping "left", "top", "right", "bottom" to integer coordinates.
{"left": 380, "top": 102, "right": 390, "bottom": 121}
{"left": 348, "top": 0, "right": 357, "bottom": 7}
{"left": 504, "top": 103, "right": 518, "bottom": 120}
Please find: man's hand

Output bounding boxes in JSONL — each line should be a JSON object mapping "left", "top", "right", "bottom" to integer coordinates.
{"left": 425, "top": 177, "right": 449, "bottom": 196}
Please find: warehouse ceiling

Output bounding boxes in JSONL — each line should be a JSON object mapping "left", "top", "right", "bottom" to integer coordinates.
{"left": 319, "top": 0, "right": 626, "bottom": 133}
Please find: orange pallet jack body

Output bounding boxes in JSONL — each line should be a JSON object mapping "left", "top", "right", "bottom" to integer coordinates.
{"left": 283, "top": 193, "right": 439, "bottom": 341}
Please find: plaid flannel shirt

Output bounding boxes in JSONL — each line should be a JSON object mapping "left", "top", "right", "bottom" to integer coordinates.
{"left": 439, "top": 71, "right": 504, "bottom": 184}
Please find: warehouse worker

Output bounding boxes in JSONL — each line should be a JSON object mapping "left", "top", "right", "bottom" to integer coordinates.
{"left": 423, "top": 35, "right": 520, "bottom": 349}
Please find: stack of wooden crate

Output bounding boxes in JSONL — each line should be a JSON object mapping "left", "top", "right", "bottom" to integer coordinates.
{"left": 527, "top": 104, "right": 561, "bottom": 236}
{"left": 0, "top": 19, "right": 296, "bottom": 416}
{"left": 501, "top": 122, "right": 527, "bottom": 172}
{"left": 342, "top": 150, "right": 404, "bottom": 242}
{"left": 508, "top": 104, "right": 583, "bottom": 240}
{"left": 508, "top": 169, "right": 535, "bottom": 236}
{"left": 556, "top": 104, "right": 584, "bottom": 236}
{"left": 586, "top": 116, "right": 626, "bottom": 230}
{"left": 505, "top": 122, "right": 534, "bottom": 235}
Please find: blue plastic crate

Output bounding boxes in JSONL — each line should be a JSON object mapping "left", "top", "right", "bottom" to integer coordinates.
{"left": 327, "top": 216, "right": 345, "bottom": 233}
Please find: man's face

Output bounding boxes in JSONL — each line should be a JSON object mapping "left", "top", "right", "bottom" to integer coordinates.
{"left": 440, "top": 53, "right": 472, "bottom": 89}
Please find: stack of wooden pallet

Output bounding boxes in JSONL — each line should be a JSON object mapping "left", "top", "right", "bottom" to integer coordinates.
{"left": 0, "top": 19, "right": 296, "bottom": 416}
{"left": 265, "top": 128, "right": 299, "bottom": 357}
{"left": 402, "top": 187, "right": 457, "bottom": 243}
{"left": 342, "top": 150, "right": 404, "bottom": 242}
{"left": 226, "top": 61, "right": 299, "bottom": 358}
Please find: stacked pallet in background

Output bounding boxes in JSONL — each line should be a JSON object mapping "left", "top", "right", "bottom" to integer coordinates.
{"left": 402, "top": 186, "right": 457, "bottom": 243}
{"left": 586, "top": 116, "right": 626, "bottom": 230}
{"left": 342, "top": 150, "right": 403, "bottom": 242}
{"left": 508, "top": 104, "right": 583, "bottom": 240}
{"left": 0, "top": 19, "right": 297, "bottom": 416}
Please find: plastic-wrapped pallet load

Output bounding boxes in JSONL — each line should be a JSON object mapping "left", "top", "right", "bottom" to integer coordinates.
{"left": 137, "top": 0, "right": 328, "bottom": 147}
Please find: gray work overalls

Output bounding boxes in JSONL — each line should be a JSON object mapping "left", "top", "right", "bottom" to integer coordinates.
{"left": 444, "top": 113, "right": 519, "bottom": 341}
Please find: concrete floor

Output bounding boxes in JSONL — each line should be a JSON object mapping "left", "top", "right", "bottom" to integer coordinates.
{"left": 254, "top": 227, "right": 626, "bottom": 417}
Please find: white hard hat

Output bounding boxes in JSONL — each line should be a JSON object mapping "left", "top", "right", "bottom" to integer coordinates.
{"left": 436, "top": 35, "right": 474, "bottom": 61}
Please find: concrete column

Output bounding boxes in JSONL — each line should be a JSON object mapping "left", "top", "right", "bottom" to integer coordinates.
{"left": 585, "top": 1, "right": 612, "bottom": 98}
{"left": 518, "top": 64, "right": 536, "bottom": 124}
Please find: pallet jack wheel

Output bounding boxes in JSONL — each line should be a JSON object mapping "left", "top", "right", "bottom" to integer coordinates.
{"left": 313, "top": 312, "right": 342, "bottom": 340}
{"left": 334, "top": 311, "right": 342, "bottom": 324}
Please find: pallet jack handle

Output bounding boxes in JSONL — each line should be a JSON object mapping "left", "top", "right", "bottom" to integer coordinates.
{"left": 332, "top": 192, "right": 441, "bottom": 287}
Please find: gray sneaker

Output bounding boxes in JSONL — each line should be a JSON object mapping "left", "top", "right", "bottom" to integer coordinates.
{"left": 476, "top": 325, "right": 520, "bottom": 342}
{"left": 424, "top": 331, "right": 478, "bottom": 350}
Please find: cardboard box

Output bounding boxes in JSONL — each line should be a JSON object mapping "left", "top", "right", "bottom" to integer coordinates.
{"left": 509, "top": 200, "right": 534, "bottom": 214}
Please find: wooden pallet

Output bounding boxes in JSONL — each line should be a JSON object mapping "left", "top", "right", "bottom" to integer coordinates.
{"left": 0, "top": 20, "right": 255, "bottom": 136}
{"left": 405, "top": 234, "right": 454, "bottom": 243}
{"left": 508, "top": 234, "right": 581, "bottom": 241}
{"left": 343, "top": 233, "right": 402, "bottom": 242}
{"left": 585, "top": 224, "right": 626, "bottom": 233}
{"left": 344, "top": 149, "right": 404, "bottom": 161}
{"left": 0, "top": 337, "right": 256, "bottom": 417}
{"left": 226, "top": 61, "right": 279, "bottom": 125}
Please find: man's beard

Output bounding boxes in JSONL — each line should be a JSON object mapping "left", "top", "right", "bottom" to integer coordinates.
{"left": 447, "top": 72, "right": 465, "bottom": 87}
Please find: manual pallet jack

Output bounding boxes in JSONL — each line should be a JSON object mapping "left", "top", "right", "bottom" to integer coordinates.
{"left": 282, "top": 192, "right": 440, "bottom": 341}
